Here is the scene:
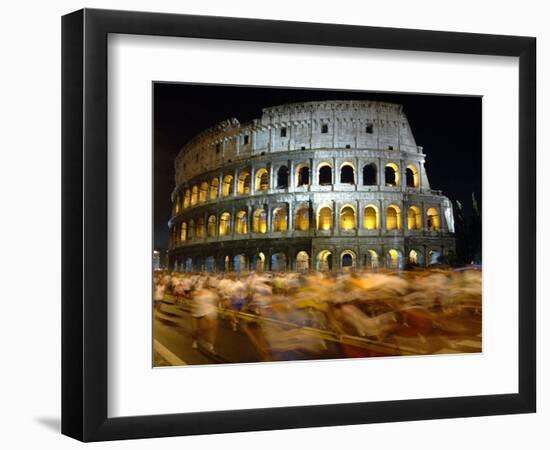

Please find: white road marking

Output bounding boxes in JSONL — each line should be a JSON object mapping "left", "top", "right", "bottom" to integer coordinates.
{"left": 154, "top": 339, "right": 187, "bottom": 366}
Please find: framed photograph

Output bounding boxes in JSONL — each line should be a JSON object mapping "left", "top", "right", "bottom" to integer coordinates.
{"left": 62, "top": 8, "right": 536, "bottom": 441}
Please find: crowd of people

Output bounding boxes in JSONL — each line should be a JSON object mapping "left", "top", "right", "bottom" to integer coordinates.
{"left": 153, "top": 267, "right": 482, "bottom": 362}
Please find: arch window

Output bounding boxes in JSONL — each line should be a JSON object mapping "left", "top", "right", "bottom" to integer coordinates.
{"left": 318, "top": 164, "right": 332, "bottom": 185}
{"left": 363, "top": 205, "right": 379, "bottom": 230}
{"left": 207, "top": 215, "right": 217, "bottom": 237}
{"left": 180, "top": 222, "right": 187, "bottom": 242}
{"left": 407, "top": 206, "right": 422, "bottom": 230}
{"left": 317, "top": 250, "right": 333, "bottom": 272}
{"left": 233, "top": 254, "right": 247, "bottom": 272}
{"left": 277, "top": 165, "right": 289, "bottom": 188}
{"left": 409, "top": 249, "right": 423, "bottom": 266}
{"left": 183, "top": 189, "right": 191, "bottom": 208}
{"left": 196, "top": 217, "right": 206, "bottom": 238}
{"left": 273, "top": 207, "right": 288, "bottom": 232}
{"left": 255, "top": 168, "right": 269, "bottom": 192}
{"left": 222, "top": 175, "right": 233, "bottom": 197}
{"left": 341, "top": 250, "right": 356, "bottom": 270}
{"left": 271, "top": 252, "right": 287, "bottom": 272}
{"left": 428, "top": 250, "right": 441, "bottom": 265}
{"left": 317, "top": 206, "right": 333, "bottom": 231}
{"left": 406, "top": 164, "right": 419, "bottom": 188}
{"left": 385, "top": 163, "right": 400, "bottom": 186}
{"left": 297, "top": 165, "right": 310, "bottom": 186}
{"left": 295, "top": 206, "right": 310, "bottom": 231}
{"left": 237, "top": 171, "right": 251, "bottom": 195}
{"left": 427, "top": 207, "right": 441, "bottom": 230}
{"left": 363, "top": 163, "right": 377, "bottom": 185}
{"left": 340, "top": 205, "right": 356, "bottom": 230}
{"left": 255, "top": 252, "right": 266, "bottom": 272}
{"left": 386, "top": 205, "right": 402, "bottom": 230}
{"left": 388, "top": 249, "right": 400, "bottom": 269}
{"left": 191, "top": 185, "right": 199, "bottom": 205}
{"left": 224, "top": 255, "right": 231, "bottom": 272}
{"left": 366, "top": 249, "right": 379, "bottom": 270}
{"left": 209, "top": 178, "right": 219, "bottom": 200}
{"left": 199, "top": 182, "right": 208, "bottom": 203}
{"left": 235, "top": 210, "right": 248, "bottom": 235}
{"left": 204, "top": 256, "right": 216, "bottom": 273}
{"left": 340, "top": 164, "right": 355, "bottom": 184}
{"left": 218, "top": 212, "right": 231, "bottom": 236}
{"left": 296, "top": 251, "right": 309, "bottom": 272}
{"left": 253, "top": 208, "right": 267, "bottom": 234}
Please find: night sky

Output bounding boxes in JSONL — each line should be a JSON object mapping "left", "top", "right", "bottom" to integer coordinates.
{"left": 154, "top": 83, "right": 481, "bottom": 251}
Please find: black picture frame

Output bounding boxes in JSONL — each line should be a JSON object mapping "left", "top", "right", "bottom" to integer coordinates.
{"left": 61, "top": 8, "right": 536, "bottom": 442}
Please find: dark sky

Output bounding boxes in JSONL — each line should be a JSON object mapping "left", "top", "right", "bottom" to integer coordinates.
{"left": 154, "top": 83, "right": 481, "bottom": 251}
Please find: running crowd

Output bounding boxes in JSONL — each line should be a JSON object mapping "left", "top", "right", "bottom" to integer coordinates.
{"left": 153, "top": 268, "right": 482, "bottom": 362}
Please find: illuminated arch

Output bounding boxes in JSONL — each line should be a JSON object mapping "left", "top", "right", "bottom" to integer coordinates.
{"left": 387, "top": 249, "right": 402, "bottom": 269}
{"left": 253, "top": 208, "right": 267, "bottom": 233}
{"left": 222, "top": 175, "right": 233, "bottom": 197}
{"left": 407, "top": 205, "right": 422, "bottom": 230}
{"left": 362, "top": 163, "right": 377, "bottom": 185}
{"left": 317, "top": 206, "right": 333, "bottom": 230}
{"left": 384, "top": 162, "right": 400, "bottom": 186}
{"left": 317, "top": 250, "right": 333, "bottom": 272}
{"left": 363, "top": 205, "right": 379, "bottom": 230}
{"left": 180, "top": 222, "right": 187, "bottom": 242}
{"left": 296, "top": 251, "right": 310, "bottom": 272}
{"left": 296, "top": 164, "right": 310, "bottom": 186}
{"left": 340, "top": 205, "right": 356, "bottom": 230}
{"left": 183, "top": 189, "right": 191, "bottom": 208}
{"left": 318, "top": 163, "right": 332, "bottom": 185}
{"left": 235, "top": 210, "right": 248, "bottom": 235}
{"left": 406, "top": 164, "right": 419, "bottom": 188}
{"left": 199, "top": 182, "right": 208, "bottom": 203}
{"left": 255, "top": 252, "right": 266, "bottom": 272}
{"left": 409, "top": 249, "right": 424, "bottom": 266}
{"left": 207, "top": 215, "right": 217, "bottom": 237}
{"left": 174, "top": 194, "right": 180, "bottom": 214}
{"left": 340, "top": 163, "right": 355, "bottom": 184}
{"left": 191, "top": 185, "right": 199, "bottom": 205}
{"left": 209, "top": 177, "right": 219, "bottom": 200}
{"left": 427, "top": 207, "right": 441, "bottom": 230}
{"left": 237, "top": 170, "right": 251, "bottom": 195}
{"left": 366, "top": 249, "right": 379, "bottom": 270}
{"left": 196, "top": 217, "right": 206, "bottom": 238}
{"left": 273, "top": 207, "right": 288, "bottom": 232}
{"left": 295, "top": 206, "right": 310, "bottom": 231}
{"left": 218, "top": 212, "right": 231, "bottom": 236}
{"left": 255, "top": 168, "right": 269, "bottom": 192}
{"left": 386, "top": 204, "right": 402, "bottom": 230}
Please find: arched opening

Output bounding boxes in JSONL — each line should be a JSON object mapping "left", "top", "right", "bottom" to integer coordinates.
{"left": 387, "top": 249, "right": 401, "bottom": 269}
{"left": 409, "top": 249, "right": 424, "bottom": 266}
{"left": 196, "top": 217, "right": 206, "bottom": 238}
{"left": 237, "top": 171, "right": 251, "bottom": 195}
{"left": 340, "top": 164, "right": 355, "bottom": 184}
{"left": 317, "top": 250, "right": 333, "bottom": 272}
{"left": 235, "top": 210, "right": 248, "bottom": 234}
{"left": 222, "top": 175, "right": 233, "bottom": 197}
{"left": 224, "top": 255, "right": 231, "bottom": 272}
{"left": 297, "top": 165, "right": 310, "bottom": 186}
{"left": 296, "top": 251, "right": 309, "bottom": 272}
{"left": 341, "top": 250, "right": 356, "bottom": 270}
{"left": 253, "top": 208, "right": 267, "bottom": 233}
{"left": 174, "top": 195, "right": 180, "bottom": 214}
{"left": 219, "top": 212, "right": 231, "bottom": 236}
{"left": 363, "top": 205, "right": 379, "bottom": 230}
{"left": 209, "top": 178, "right": 219, "bottom": 200}
{"left": 317, "top": 206, "right": 333, "bottom": 230}
{"left": 255, "top": 168, "right": 269, "bottom": 192}
{"left": 185, "top": 257, "right": 193, "bottom": 272}
{"left": 386, "top": 205, "right": 402, "bottom": 230}
{"left": 233, "top": 254, "right": 247, "bottom": 272}
{"left": 187, "top": 220, "right": 195, "bottom": 240}
{"left": 318, "top": 164, "right": 332, "bottom": 185}
{"left": 428, "top": 250, "right": 441, "bottom": 265}
{"left": 295, "top": 206, "right": 310, "bottom": 231}
{"left": 277, "top": 166, "right": 289, "bottom": 188}
{"left": 427, "top": 207, "right": 441, "bottom": 230}
{"left": 191, "top": 185, "right": 199, "bottom": 205}
{"left": 205, "top": 256, "right": 216, "bottom": 273}
{"left": 273, "top": 207, "right": 288, "bottom": 232}
{"left": 385, "top": 163, "right": 400, "bottom": 186}
{"left": 207, "top": 215, "right": 217, "bottom": 237}
{"left": 256, "top": 252, "right": 266, "bottom": 272}
{"left": 362, "top": 163, "right": 377, "bottom": 185}
{"left": 180, "top": 222, "right": 187, "bottom": 242}
{"left": 183, "top": 189, "right": 191, "bottom": 208}
{"left": 366, "top": 250, "right": 379, "bottom": 270}
{"left": 407, "top": 206, "right": 422, "bottom": 230}
{"left": 199, "top": 182, "right": 209, "bottom": 203}
{"left": 271, "top": 252, "right": 287, "bottom": 272}
{"left": 406, "top": 164, "right": 419, "bottom": 188}
{"left": 340, "top": 205, "right": 356, "bottom": 230}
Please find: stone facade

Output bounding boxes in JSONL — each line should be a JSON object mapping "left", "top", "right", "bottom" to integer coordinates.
{"left": 168, "top": 100, "right": 455, "bottom": 272}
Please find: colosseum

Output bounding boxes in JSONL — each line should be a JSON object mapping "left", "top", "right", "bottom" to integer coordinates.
{"left": 167, "top": 100, "right": 455, "bottom": 273}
